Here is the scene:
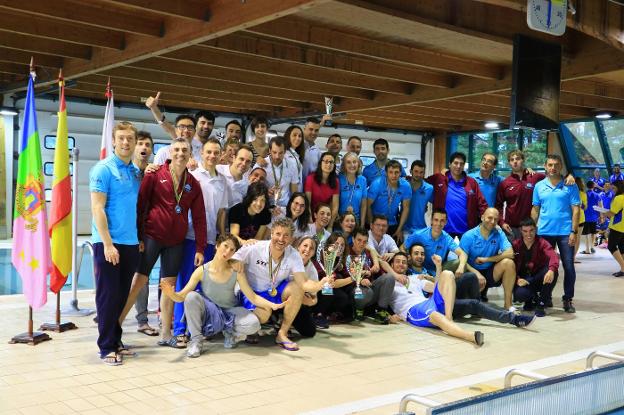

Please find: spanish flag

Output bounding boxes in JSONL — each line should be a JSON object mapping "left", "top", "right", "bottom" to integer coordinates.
{"left": 49, "top": 73, "right": 72, "bottom": 293}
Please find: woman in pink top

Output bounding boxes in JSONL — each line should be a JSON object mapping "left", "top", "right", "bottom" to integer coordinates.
{"left": 305, "top": 152, "right": 339, "bottom": 225}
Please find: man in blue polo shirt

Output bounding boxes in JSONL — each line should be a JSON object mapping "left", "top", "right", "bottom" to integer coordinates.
{"left": 362, "top": 138, "right": 406, "bottom": 186}
{"left": 610, "top": 164, "right": 624, "bottom": 184}
{"left": 531, "top": 154, "right": 581, "bottom": 313}
{"left": 402, "top": 208, "right": 482, "bottom": 300}
{"left": 459, "top": 208, "right": 516, "bottom": 310}
{"left": 469, "top": 152, "right": 501, "bottom": 207}
{"left": 367, "top": 160, "right": 412, "bottom": 243}
{"left": 90, "top": 121, "right": 142, "bottom": 366}
{"left": 404, "top": 160, "right": 434, "bottom": 235}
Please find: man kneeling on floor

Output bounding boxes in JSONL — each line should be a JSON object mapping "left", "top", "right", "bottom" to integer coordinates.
{"left": 232, "top": 217, "right": 318, "bottom": 351}
{"left": 512, "top": 218, "right": 559, "bottom": 317}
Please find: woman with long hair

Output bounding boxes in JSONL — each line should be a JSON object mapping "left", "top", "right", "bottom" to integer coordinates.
{"left": 284, "top": 125, "right": 305, "bottom": 192}
{"left": 601, "top": 180, "right": 624, "bottom": 277}
{"left": 338, "top": 152, "right": 368, "bottom": 228}
{"left": 337, "top": 211, "right": 357, "bottom": 243}
{"left": 312, "top": 231, "right": 354, "bottom": 327}
{"left": 282, "top": 192, "right": 312, "bottom": 239}
{"left": 229, "top": 182, "right": 271, "bottom": 244}
{"left": 160, "top": 234, "right": 285, "bottom": 358}
{"left": 305, "top": 151, "right": 339, "bottom": 225}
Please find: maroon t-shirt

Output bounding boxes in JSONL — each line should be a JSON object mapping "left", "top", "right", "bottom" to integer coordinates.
{"left": 496, "top": 170, "right": 545, "bottom": 228}
{"left": 304, "top": 173, "right": 339, "bottom": 213}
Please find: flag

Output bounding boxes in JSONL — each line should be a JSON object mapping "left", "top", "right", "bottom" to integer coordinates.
{"left": 48, "top": 74, "right": 72, "bottom": 294}
{"left": 100, "top": 78, "right": 114, "bottom": 159}
{"left": 11, "top": 72, "right": 51, "bottom": 309}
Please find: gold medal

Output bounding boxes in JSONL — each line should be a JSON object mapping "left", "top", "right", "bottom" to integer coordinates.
{"left": 346, "top": 205, "right": 353, "bottom": 213}
{"left": 270, "top": 287, "right": 277, "bottom": 296}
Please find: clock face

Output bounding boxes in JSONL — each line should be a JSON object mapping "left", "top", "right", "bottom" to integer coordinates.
{"left": 527, "top": 0, "right": 567, "bottom": 36}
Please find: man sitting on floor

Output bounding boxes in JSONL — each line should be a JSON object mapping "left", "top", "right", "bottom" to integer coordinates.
{"left": 459, "top": 208, "right": 516, "bottom": 310}
{"left": 408, "top": 244, "right": 535, "bottom": 327}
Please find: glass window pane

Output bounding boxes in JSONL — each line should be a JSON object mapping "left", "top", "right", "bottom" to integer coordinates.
{"left": 496, "top": 131, "right": 518, "bottom": 170}
{"left": 44, "top": 135, "right": 75, "bottom": 150}
{"left": 473, "top": 133, "right": 492, "bottom": 172}
{"left": 393, "top": 158, "right": 408, "bottom": 169}
{"left": 602, "top": 119, "right": 624, "bottom": 165}
{"left": 522, "top": 129, "right": 549, "bottom": 170}
{"left": 561, "top": 122, "right": 604, "bottom": 165}
{"left": 360, "top": 156, "right": 375, "bottom": 167}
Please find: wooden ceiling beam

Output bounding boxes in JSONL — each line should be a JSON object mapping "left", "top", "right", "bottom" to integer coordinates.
{"left": 128, "top": 57, "right": 371, "bottom": 100}
{"left": 217, "top": 32, "right": 454, "bottom": 88}
{"left": 0, "top": 0, "right": 163, "bottom": 37}
{"left": 96, "top": 0, "right": 210, "bottom": 21}
{"left": 246, "top": 16, "right": 504, "bottom": 80}
{"left": 0, "top": 48, "right": 64, "bottom": 69}
{"left": 0, "top": 32, "right": 92, "bottom": 60}
{"left": 166, "top": 45, "right": 412, "bottom": 95}
{"left": 77, "top": 77, "right": 313, "bottom": 110}
{"left": 560, "top": 91, "right": 624, "bottom": 112}
{"left": 91, "top": 67, "right": 325, "bottom": 104}
{"left": 69, "top": 83, "right": 281, "bottom": 113}
{"left": 0, "top": 0, "right": 331, "bottom": 94}
{"left": 379, "top": 105, "right": 510, "bottom": 123}
{"left": 335, "top": 117, "right": 451, "bottom": 132}
{"left": 561, "top": 79, "right": 624, "bottom": 101}
{"left": 355, "top": 109, "right": 485, "bottom": 129}
{"left": 0, "top": 9, "right": 125, "bottom": 50}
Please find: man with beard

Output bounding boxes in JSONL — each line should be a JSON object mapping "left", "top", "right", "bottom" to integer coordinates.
{"left": 217, "top": 145, "right": 254, "bottom": 207}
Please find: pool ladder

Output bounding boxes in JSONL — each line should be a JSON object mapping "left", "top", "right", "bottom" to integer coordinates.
{"left": 396, "top": 350, "right": 624, "bottom": 414}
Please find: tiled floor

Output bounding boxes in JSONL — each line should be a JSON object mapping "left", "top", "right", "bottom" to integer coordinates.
{"left": 1, "top": 248, "right": 623, "bottom": 414}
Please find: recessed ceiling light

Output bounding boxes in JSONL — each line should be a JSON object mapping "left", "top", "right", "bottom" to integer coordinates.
{"left": 484, "top": 122, "right": 499, "bottom": 129}
{"left": 595, "top": 112, "right": 612, "bottom": 119}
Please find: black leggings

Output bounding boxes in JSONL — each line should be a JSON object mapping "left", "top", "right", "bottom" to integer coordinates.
{"left": 608, "top": 228, "right": 624, "bottom": 254}
{"left": 314, "top": 286, "right": 354, "bottom": 317}
{"left": 292, "top": 305, "right": 316, "bottom": 338}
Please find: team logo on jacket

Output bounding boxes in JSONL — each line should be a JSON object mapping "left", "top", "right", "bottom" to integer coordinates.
{"left": 526, "top": 183, "right": 534, "bottom": 189}
{"left": 184, "top": 184, "right": 192, "bottom": 192}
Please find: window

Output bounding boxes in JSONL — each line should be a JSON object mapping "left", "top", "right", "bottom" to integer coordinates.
{"left": 44, "top": 135, "right": 75, "bottom": 150}
{"left": 521, "top": 129, "right": 548, "bottom": 170}
{"left": 560, "top": 122, "right": 604, "bottom": 166}
{"left": 44, "top": 162, "right": 73, "bottom": 176}
{"left": 473, "top": 133, "right": 493, "bottom": 171}
{"left": 360, "top": 156, "right": 375, "bottom": 167}
{"left": 153, "top": 142, "right": 169, "bottom": 155}
{"left": 394, "top": 158, "right": 408, "bottom": 169}
{"left": 496, "top": 131, "right": 518, "bottom": 171}
{"left": 602, "top": 119, "right": 624, "bottom": 165}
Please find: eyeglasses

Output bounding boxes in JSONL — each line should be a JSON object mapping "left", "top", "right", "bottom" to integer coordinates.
{"left": 176, "top": 125, "right": 195, "bottom": 131}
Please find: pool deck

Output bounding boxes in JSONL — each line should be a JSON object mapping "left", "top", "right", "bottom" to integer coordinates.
{"left": 1, "top": 248, "right": 623, "bottom": 415}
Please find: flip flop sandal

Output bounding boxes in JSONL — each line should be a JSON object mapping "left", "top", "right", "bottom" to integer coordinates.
{"left": 176, "top": 334, "right": 189, "bottom": 344}
{"left": 102, "top": 352, "right": 122, "bottom": 366}
{"left": 117, "top": 347, "right": 137, "bottom": 357}
{"left": 137, "top": 326, "right": 159, "bottom": 336}
{"left": 275, "top": 340, "right": 299, "bottom": 351}
{"left": 157, "top": 337, "right": 186, "bottom": 349}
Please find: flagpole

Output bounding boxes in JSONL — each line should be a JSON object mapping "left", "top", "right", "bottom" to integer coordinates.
{"left": 40, "top": 69, "right": 76, "bottom": 333}
{"left": 10, "top": 58, "right": 52, "bottom": 346}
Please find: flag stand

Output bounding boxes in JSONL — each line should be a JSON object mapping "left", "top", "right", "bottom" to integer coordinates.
{"left": 40, "top": 294, "right": 77, "bottom": 332}
{"left": 9, "top": 306, "right": 51, "bottom": 345}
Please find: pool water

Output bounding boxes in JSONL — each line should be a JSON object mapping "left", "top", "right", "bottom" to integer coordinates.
{"left": 0, "top": 249, "right": 161, "bottom": 295}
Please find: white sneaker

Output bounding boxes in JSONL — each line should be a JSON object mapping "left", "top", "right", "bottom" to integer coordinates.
{"left": 187, "top": 341, "right": 201, "bottom": 358}
{"left": 508, "top": 306, "right": 518, "bottom": 313}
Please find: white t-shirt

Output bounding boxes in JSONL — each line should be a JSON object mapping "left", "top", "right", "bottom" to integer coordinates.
{"left": 259, "top": 157, "right": 299, "bottom": 207}
{"left": 154, "top": 137, "right": 203, "bottom": 165}
{"left": 308, "top": 223, "right": 330, "bottom": 244}
{"left": 367, "top": 231, "right": 399, "bottom": 255}
{"left": 216, "top": 164, "right": 244, "bottom": 208}
{"left": 232, "top": 240, "right": 305, "bottom": 292}
{"left": 187, "top": 166, "right": 229, "bottom": 244}
{"left": 291, "top": 260, "right": 319, "bottom": 282}
{"left": 303, "top": 141, "right": 321, "bottom": 179}
{"left": 285, "top": 149, "right": 304, "bottom": 193}
{"left": 391, "top": 276, "right": 429, "bottom": 320}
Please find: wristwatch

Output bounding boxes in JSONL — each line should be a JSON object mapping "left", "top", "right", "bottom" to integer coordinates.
{"left": 157, "top": 113, "right": 166, "bottom": 125}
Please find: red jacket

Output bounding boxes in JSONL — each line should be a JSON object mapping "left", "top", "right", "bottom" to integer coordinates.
{"left": 426, "top": 172, "right": 488, "bottom": 230}
{"left": 137, "top": 162, "right": 207, "bottom": 253}
{"left": 496, "top": 170, "right": 545, "bottom": 228}
{"left": 512, "top": 237, "right": 559, "bottom": 277}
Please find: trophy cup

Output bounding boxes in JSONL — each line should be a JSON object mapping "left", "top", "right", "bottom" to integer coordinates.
{"left": 324, "top": 96, "right": 333, "bottom": 126}
{"left": 321, "top": 244, "right": 337, "bottom": 295}
{"left": 350, "top": 254, "right": 365, "bottom": 299}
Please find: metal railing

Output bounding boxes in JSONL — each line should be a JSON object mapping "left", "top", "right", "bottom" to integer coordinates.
{"left": 586, "top": 351, "right": 624, "bottom": 370}
{"left": 504, "top": 368, "right": 548, "bottom": 388}
{"left": 397, "top": 394, "right": 440, "bottom": 415}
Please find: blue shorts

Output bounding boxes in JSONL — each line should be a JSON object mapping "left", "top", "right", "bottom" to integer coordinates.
{"left": 406, "top": 285, "right": 445, "bottom": 328}
{"left": 239, "top": 279, "right": 289, "bottom": 310}
{"left": 481, "top": 266, "right": 500, "bottom": 288}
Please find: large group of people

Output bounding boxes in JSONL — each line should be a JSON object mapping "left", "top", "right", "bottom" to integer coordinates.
{"left": 89, "top": 100, "right": 622, "bottom": 366}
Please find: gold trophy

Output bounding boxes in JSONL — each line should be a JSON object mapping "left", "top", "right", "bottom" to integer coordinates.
{"left": 350, "top": 254, "right": 365, "bottom": 299}
{"left": 321, "top": 243, "right": 337, "bottom": 295}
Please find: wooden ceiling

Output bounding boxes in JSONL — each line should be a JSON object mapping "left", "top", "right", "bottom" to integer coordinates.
{"left": 1, "top": 0, "right": 624, "bottom": 133}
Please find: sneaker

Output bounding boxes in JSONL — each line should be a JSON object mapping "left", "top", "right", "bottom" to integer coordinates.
{"left": 314, "top": 314, "right": 330, "bottom": 329}
{"left": 563, "top": 299, "right": 576, "bottom": 313}
{"left": 535, "top": 304, "right": 546, "bottom": 317}
{"left": 512, "top": 314, "right": 537, "bottom": 328}
{"left": 374, "top": 310, "right": 390, "bottom": 325}
{"left": 544, "top": 299, "right": 553, "bottom": 308}
{"left": 187, "top": 341, "right": 201, "bottom": 358}
{"left": 523, "top": 300, "right": 535, "bottom": 311}
{"left": 354, "top": 309, "right": 365, "bottom": 321}
{"left": 507, "top": 305, "right": 517, "bottom": 313}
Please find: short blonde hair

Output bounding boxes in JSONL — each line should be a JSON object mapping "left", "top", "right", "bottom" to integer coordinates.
{"left": 112, "top": 121, "right": 137, "bottom": 140}
{"left": 340, "top": 152, "right": 362, "bottom": 175}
